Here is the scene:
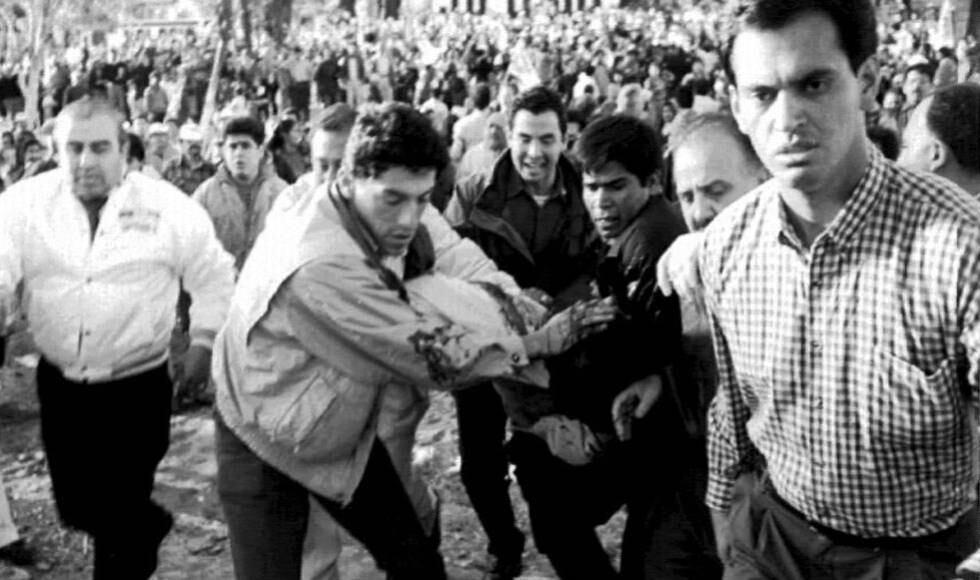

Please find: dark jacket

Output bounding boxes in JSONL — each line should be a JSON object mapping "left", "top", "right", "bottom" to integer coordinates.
{"left": 444, "top": 150, "right": 595, "bottom": 309}
{"left": 550, "top": 196, "right": 688, "bottom": 436}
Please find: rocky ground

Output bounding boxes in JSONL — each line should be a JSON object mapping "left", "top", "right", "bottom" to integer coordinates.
{"left": 0, "top": 335, "right": 626, "bottom": 580}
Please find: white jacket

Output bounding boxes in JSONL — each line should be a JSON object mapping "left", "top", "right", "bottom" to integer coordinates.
{"left": 0, "top": 170, "right": 235, "bottom": 382}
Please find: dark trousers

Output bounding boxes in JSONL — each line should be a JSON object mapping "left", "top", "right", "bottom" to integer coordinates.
{"left": 37, "top": 359, "right": 174, "bottom": 580}
{"left": 214, "top": 417, "right": 446, "bottom": 580}
{"left": 726, "top": 472, "right": 980, "bottom": 580}
{"left": 508, "top": 431, "right": 721, "bottom": 580}
{"left": 453, "top": 382, "right": 524, "bottom": 560}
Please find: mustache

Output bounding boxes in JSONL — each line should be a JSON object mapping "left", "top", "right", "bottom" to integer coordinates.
{"left": 773, "top": 138, "right": 818, "bottom": 155}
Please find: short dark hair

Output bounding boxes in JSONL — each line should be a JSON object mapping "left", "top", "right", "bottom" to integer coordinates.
{"left": 510, "top": 86, "right": 566, "bottom": 135}
{"left": 315, "top": 103, "right": 357, "bottom": 133}
{"left": 127, "top": 132, "right": 146, "bottom": 163}
{"left": 906, "top": 63, "right": 934, "bottom": 82}
{"left": 926, "top": 83, "right": 980, "bottom": 174}
{"left": 721, "top": 0, "right": 878, "bottom": 86}
{"left": 345, "top": 103, "right": 449, "bottom": 179}
{"left": 566, "top": 107, "right": 589, "bottom": 129}
{"left": 472, "top": 83, "right": 492, "bottom": 110}
{"left": 222, "top": 116, "right": 264, "bottom": 145}
{"left": 575, "top": 114, "right": 662, "bottom": 186}
{"left": 866, "top": 125, "right": 899, "bottom": 161}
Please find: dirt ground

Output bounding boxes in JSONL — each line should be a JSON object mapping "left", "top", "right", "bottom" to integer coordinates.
{"left": 0, "top": 335, "right": 626, "bottom": 580}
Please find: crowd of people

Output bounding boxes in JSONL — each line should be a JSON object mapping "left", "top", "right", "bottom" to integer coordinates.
{"left": 3, "top": 0, "right": 980, "bottom": 579}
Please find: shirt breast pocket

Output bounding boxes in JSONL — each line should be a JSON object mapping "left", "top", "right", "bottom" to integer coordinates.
{"left": 865, "top": 348, "right": 960, "bottom": 452}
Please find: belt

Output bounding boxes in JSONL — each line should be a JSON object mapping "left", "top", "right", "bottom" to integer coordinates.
{"left": 763, "top": 478, "right": 958, "bottom": 550}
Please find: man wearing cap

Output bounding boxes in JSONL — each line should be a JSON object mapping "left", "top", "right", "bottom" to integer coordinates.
{"left": 145, "top": 122, "right": 179, "bottom": 178}
{"left": 163, "top": 124, "right": 217, "bottom": 196}
{"left": 456, "top": 112, "right": 508, "bottom": 181}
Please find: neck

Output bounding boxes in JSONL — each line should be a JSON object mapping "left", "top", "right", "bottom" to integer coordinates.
{"left": 945, "top": 168, "right": 980, "bottom": 196}
{"left": 231, "top": 171, "right": 258, "bottom": 187}
{"left": 524, "top": 170, "right": 557, "bottom": 197}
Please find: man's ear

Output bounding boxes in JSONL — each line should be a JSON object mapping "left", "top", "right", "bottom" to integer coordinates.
{"left": 857, "top": 57, "right": 880, "bottom": 112}
{"left": 729, "top": 84, "right": 750, "bottom": 135}
{"left": 929, "top": 138, "right": 950, "bottom": 173}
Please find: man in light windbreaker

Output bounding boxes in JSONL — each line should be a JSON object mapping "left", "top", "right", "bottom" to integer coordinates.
{"left": 212, "top": 103, "right": 615, "bottom": 580}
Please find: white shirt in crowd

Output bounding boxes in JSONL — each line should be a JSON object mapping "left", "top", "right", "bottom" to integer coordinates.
{"left": 0, "top": 170, "right": 235, "bottom": 383}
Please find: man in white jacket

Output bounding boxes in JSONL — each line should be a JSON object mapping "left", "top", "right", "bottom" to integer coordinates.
{"left": 0, "top": 96, "right": 235, "bottom": 580}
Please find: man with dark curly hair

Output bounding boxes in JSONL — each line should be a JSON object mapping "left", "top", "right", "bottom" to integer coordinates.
{"left": 212, "top": 103, "right": 613, "bottom": 580}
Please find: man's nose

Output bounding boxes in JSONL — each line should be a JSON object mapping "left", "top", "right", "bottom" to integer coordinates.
{"left": 691, "top": 195, "right": 715, "bottom": 229}
{"left": 770, "top": 90, "right": 807, "bottom": 134}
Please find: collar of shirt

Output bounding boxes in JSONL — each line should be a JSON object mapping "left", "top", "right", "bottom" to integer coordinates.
{"left": 763, "top": 144, "right": 887, "bottom": 253}
{"left": 505, "top": 160, "right": 567, "bottom": 203}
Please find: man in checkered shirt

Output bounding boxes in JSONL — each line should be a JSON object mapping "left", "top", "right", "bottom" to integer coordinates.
{"left": 700, "top": 0, "right": 980, "bottom": 578}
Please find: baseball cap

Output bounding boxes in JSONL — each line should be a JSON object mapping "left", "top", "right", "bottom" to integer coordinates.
{"left": 178, "top": 124, "right": 203, "bottom": 142}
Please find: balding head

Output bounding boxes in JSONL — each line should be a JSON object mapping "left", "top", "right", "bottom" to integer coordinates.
{"left": 669, "top": 113, "right": 768, "bottom": 231}
{"left": 899, "top": 83, "right": 980, "bottom": 192}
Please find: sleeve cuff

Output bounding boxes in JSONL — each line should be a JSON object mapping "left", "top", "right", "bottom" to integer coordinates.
{"left": 705, "top": 469, "right": 735, "bottom": 513}
{"left": 189, "top": 329, "right": 217, "bottom": 350}
{"left": 500, "top": 334, "right": 530, "bottom": 367}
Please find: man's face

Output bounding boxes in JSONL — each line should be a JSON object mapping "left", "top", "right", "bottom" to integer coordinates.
{"left": 897, "top": 96, "right": 935, "bottom": 173}
{"left": 58, "top": 113, "right": 126, "bottom": 202}
{"left": 310, "top": 129, "right": 348, "bottom": 186}
{"left": 485, "top": 121, "right": 507, "bottom": 151}
{"left": 509, "top": 109, "right": 564, "bottom": 189}
{"left": 564, "top": 121, "right": 581, "bottom": 156}
{"left": 181, "top": 139, "right": 203, "bottom": 160}
{"left": 221, "top": 135, "right": 263, "bottom": 183}
{"left": 349, "top": 166, "right": 436, "bottom": 256}
{"left": 673, "top": 129, "right": 765, "bottom": 231}
{"left": 583, "top": 161, "right": 650, "bottom": 241}
{"left": 729, "top": 11, "right": 868, "bottom": 195}
{"left": 148, "top": 133, "right": 169, "bottom": 155}
{"left": 617, "top": 91, "right": 644, "bottom": 117}
{"left": 903, "top": 70, "right": 932, "bottom": 108}
{"left": 24, "top": 143, "right": 45, "bottom": 165}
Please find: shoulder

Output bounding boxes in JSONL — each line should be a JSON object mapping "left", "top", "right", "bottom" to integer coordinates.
{"left": 699, "top": 180, "right": 774, "bottom": 279}
{"left": 0, "top": 170, "right": 62, "bottom": 214}
{"left": 129, "top": 172, "right": 211, "bottom": 222}
{"left": 618, "top": 197, "right": 687, "bottom": 266}
{"left": 191, "top": 175, "right": 221, "bottom": 200}
{"left": 883, "top": 161, "right": 980, "bottom": 257}
{"left": 887, "top": 162, "right": 980, "bottom": 228}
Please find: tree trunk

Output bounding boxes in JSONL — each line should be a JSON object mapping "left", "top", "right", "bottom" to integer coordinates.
{"left": 17, "top": 0, "right": 56, "bottom": 130}
{"left": 339, "top": 0, "right": 356, "bottom": 14}
{"left": 218, "top": 0, "right": 234, "bottom": 43}
{"left": 199, "top": 37, "right": 226, "bottom": 149}
{"left": 239, "top": 0, "right": 253, "bottom": 53}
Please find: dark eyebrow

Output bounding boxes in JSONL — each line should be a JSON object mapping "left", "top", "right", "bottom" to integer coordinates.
{"left": 742, "top": 67, "right": 838, "bottom": 92}
{"left": 792, "top": 69, "right": 836, "bottom": 88}
{"left": 381, "top": 187, "right": 435, "bottom": 198}
{"left": 699, "top": 179, "right": 733, "bottom": 193}
{"left": 67, "top": 140, "right": 112, "bottom": 148}
{"left": 584, "top": 176, "right": 630, "bottom": 188}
